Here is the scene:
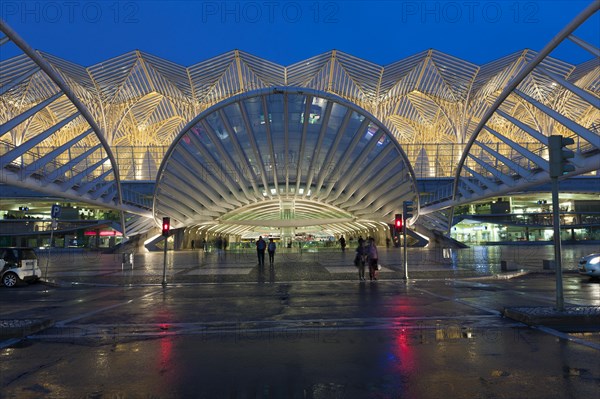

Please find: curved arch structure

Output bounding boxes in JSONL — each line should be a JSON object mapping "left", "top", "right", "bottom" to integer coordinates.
{"left": 449, "top": 1, "right": 600, "bottom": 207}
{"left": 0, "top": 20, "right": 134, "bottom": 217}
{"left": 417, "top": 2, "right": 600, "bottom": 232}
{"left": 154, "top": 88, "right": 418, "bottom": 236}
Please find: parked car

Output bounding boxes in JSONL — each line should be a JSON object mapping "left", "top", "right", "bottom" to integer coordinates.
{"left": 0, "top": 247, "right": 42, "bottom": 287}
{"left": 578, "top": 253, "right": 600, "bottom": 279}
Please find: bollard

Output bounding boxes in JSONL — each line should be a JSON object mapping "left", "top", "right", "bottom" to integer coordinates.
{"left": 443, "top": 248, "right": 451, "bottom": 259}
{"left": 542, "top": 259, "right": 556, "bottom": 270}
{"left": 500, "top": 260, "right": 519, "bottom": 272}
{"left": 122, "top": 252, "right": 133, "bottom": 270}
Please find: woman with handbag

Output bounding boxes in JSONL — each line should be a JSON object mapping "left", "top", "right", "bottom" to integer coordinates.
{"left": 366, "top": 237, "right": 379, "bottom": 281}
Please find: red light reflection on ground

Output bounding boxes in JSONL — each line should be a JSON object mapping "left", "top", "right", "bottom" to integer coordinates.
{"left": 155, "top": 308, "right": 176, "bottom": 381}
{"left": 396, "top": 327, "right": 416, "bottom": 368}
{"left": 159, "top": 331, "right": 173, "bottom": 361}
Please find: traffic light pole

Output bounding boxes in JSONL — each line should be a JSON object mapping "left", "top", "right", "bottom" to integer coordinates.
{"left": 402, "top": 225, "right": 408, "bottom": 280}
{"left": 402, "top": 201, "right": 413, "bottom": 280}
{"left": 547, "top": 135, "right": 574, "bottom": 312}
{"left": 45, "top": 218, "right": 56, "bottom": 281}
{"left": 161, "top": 217, "right": 170, "bottom": 287}
{"left": 551, "top": 176, "right": 564, "bottom": 311}
{"left": 45, "top": 205, "right": 61, "bottom": 282}
{"left": 162, "top": 238, "right": 168, "bottom": 286}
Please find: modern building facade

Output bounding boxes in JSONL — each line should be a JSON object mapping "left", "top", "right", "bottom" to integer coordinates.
{"left": 0, "top": 2, "right": 599, "bottom": 249}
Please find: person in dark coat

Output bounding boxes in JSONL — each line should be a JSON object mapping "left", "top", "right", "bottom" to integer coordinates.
{"left": 339, "top": 235, "right": 346, "bottom": 251}
{"left": 268, "top": 238, "right": 277, "bottom": 266}
{"left": 256, "top": 236, "right": 266, "bottom": 267}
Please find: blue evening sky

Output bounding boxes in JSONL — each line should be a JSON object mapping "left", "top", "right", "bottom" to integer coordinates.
{"left": 1, "top": 1, "right": 598, "bottom": 67}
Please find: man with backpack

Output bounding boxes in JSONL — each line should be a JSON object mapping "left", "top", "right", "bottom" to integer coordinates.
{"left": 256, "top": 236, "right": 266, "bottom": 267}
{"left": 267, "top": 238, "right": 277, "bottom": 266}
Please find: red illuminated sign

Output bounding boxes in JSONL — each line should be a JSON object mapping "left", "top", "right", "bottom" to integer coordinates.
{"left": 84, "top": 231, "right": 123, "bottom": 237}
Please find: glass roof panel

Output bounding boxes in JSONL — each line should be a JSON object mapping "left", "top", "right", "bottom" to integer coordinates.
{"left": 154, "top": 88, "right": 418, "bottom": 233}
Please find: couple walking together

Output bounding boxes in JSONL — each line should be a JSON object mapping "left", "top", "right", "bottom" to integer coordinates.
{"left": 256, "top": 236, "right": 277, "bottom": 267}
{"left": 354, "top": 237, "right": 379, "bottom": 281}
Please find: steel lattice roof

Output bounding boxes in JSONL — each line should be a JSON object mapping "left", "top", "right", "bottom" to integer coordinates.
{"left": 1, "top": 3, "right": 599, "bottom": 237}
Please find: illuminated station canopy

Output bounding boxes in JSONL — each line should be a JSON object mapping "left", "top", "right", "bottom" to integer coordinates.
{"left": 0, "top": 3, "right": 599, "bottom": 239}
{"left": 154, "top": 88, "right": 417, "bottom": 236}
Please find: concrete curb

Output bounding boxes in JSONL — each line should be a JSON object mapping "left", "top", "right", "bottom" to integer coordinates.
{"left": 503, "top": 306, "right": 600, "bottom": 332}
{"left": 0, "top": 319, "right": 54, "bottom": 339}
{"left": 40, "top": 279, "right": 62, "bottom": 288}
{"left": 451, "top": 270, "right": 530, "bottom": 281}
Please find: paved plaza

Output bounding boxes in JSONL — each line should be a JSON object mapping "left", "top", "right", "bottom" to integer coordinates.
{"left": 1, "top": 245, "right": 599, "bottom": 398}
{"left": 28, "top": 244, "right": 597, "bottom": 285}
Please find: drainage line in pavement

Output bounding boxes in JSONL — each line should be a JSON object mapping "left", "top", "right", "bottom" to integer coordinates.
{"left": 536, "top": 326, "right": 600, "bottom": 351}
{"left": 54, "top": 288, "right": 166, "bottom": 328}
{"left": 414, "top": 287, "right": 502, "bottom": 316}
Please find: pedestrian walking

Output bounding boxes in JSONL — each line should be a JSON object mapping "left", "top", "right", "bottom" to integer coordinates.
{"left": 358, "top": 235, "right": 365, "bottom": 247}
{"left": 256, "top": 236, "right": 266, "bottom": 267}
{"left": 215, "top": 236, "right": 224, "bottom": 259}
{"left": 354, "top": 240, "right": 366, "bottom": 281}
{"left": 339, "top": 235, "right": 346, "bottom": 251}
{"left": 191, "top": 239, "right": 195, "bottom": 250}
{"left": 366, "top": 237, "right": 379, "bottom": 281}
{"left": 268, "top": 238, "right": 277, "bottom": 265}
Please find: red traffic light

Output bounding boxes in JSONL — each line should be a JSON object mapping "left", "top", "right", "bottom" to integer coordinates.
{"left": 394, "top": 214, "right": 403, "bottom": 230}
{"left": 162, "top": 217, "right": 170, "bottom": 237}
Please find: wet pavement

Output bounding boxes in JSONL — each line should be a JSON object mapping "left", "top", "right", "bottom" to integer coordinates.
{"left": 29, "top": 244, "right": 600, "bottom": 285}
{"left": 1, "top": 245, "right": 599, "bottom": 398}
